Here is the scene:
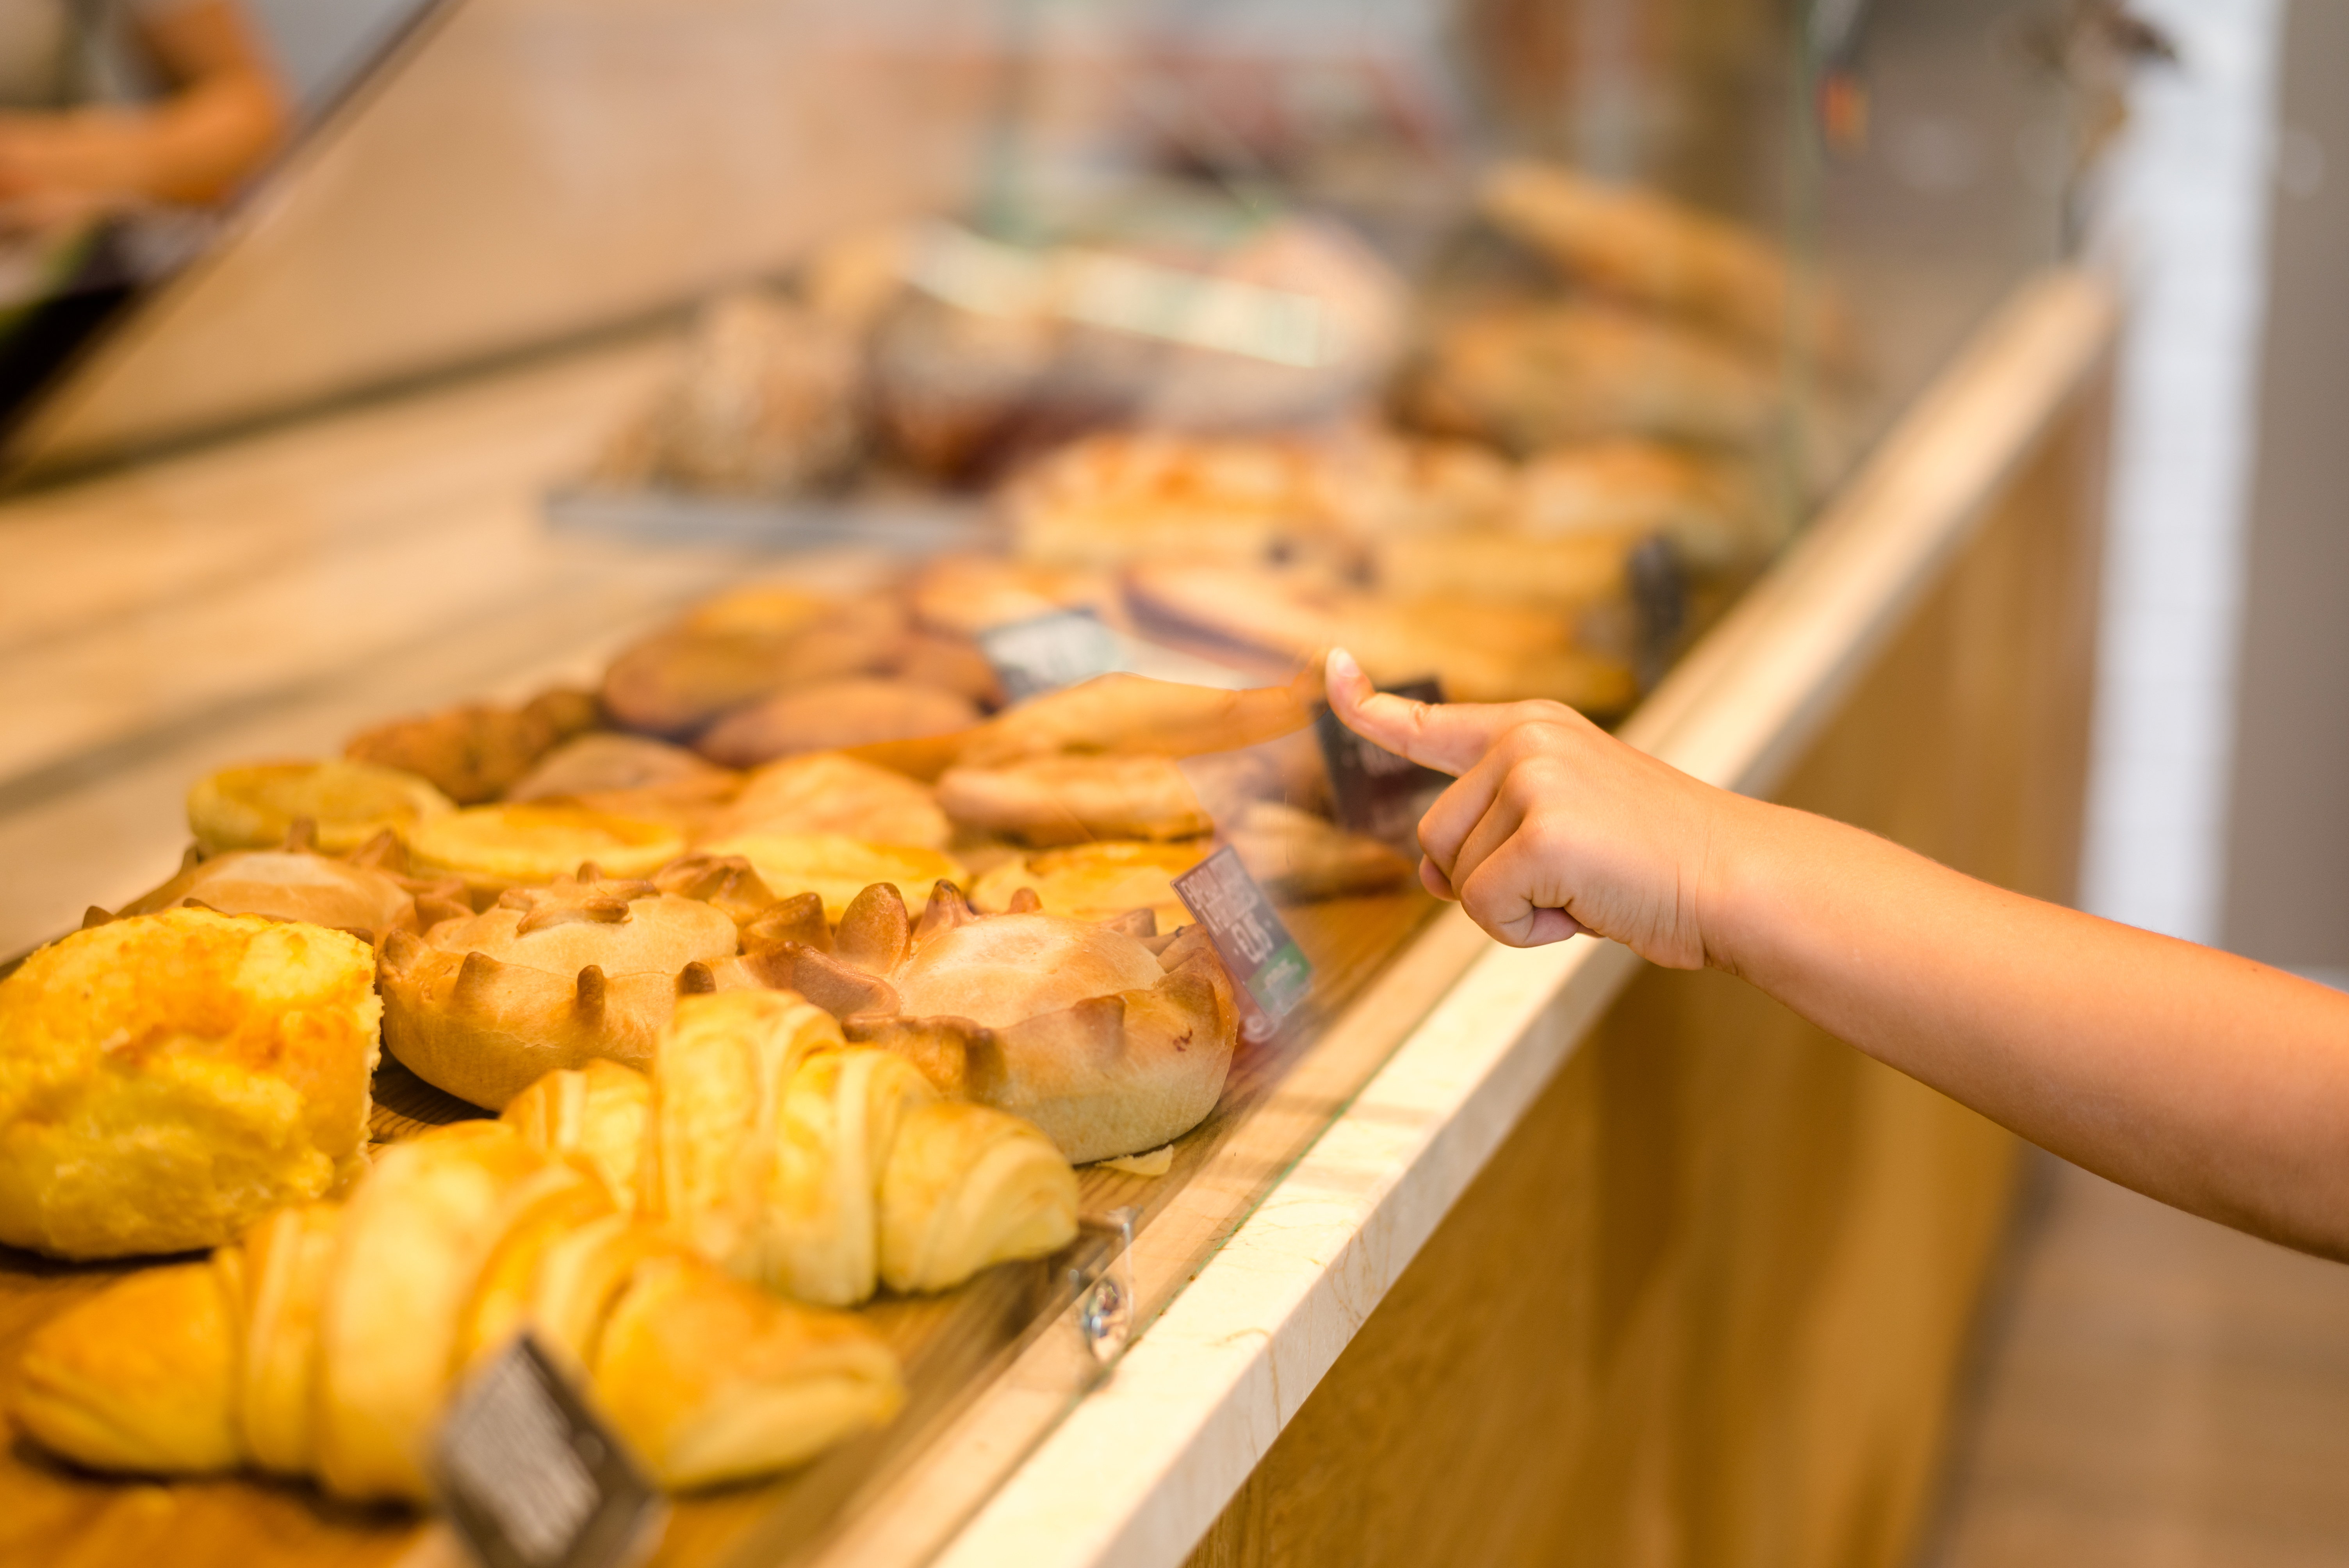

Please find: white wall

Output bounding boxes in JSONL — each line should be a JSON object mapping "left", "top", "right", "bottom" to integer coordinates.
{"left": 2077, "top": 0, "right": 2283, "bottom": 944}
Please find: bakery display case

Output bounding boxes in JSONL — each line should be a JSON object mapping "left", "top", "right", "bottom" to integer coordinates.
{"left": 0, "top": 2, "right": 2106, "bottom": 1567}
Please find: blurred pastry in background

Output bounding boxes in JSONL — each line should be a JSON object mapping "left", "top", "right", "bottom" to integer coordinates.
{"left": 1125, "top": 559, "right": 1637, "bottom": 711}
{"left": 705, "top": 750, "right": 953, "bottom": 848}
{"left": 937, "top": 754, "right": 1214, "bottom": 846}
{"left": 1477, "top": 160, "right": 1853, "bottom": 365}
{"left": 696, "top": 676, "right": 980, "bottom": 768}
{"left": 108, "top": 829, "right": 468, "bottom": 941}
{"left": 402, "top": 802, "right": 686, "bottom": 902}
{"left": 189, "top": 758, "right": 453, "bottom": 857}
{"left": 1396, "top": 300, "right": 1779, "bottom": 455}
{"left": 344, "top": 687, "right": 601, "bottom": 806}
{"left": 1004, "top": 430, "right": 1340, "bottom": 570}
{"left": 1223, "top": 800, "right": 1414, "bottom": 902}
{"left": 594, "top": 289, "right": 866, "bottom": 497}
{"left": 0, "top": 908, "right": 379, "bottom": 1259}
{"left": 1513, "top": 439, "right": 1768, "bottom": 569}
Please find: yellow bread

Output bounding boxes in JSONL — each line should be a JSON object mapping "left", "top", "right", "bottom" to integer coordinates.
{"left": 315, "top": 1124, "right": 585, "bottom": 1500}
{"left": 12, "top": 1253, "right": 247, "bottom": 1474}
{"left": 763, "top": 1048, "right": 938, "bottom": 1306}
{"left": 238, "top": 1203, "right": 342, "bottom": 1474}
{"left": 695, "top": 831, "right": 964, "bottom": 924}
{"left": 641, "top": 991, "right": 843, "bottom": 1253}
{"left": 592, "top": 1252, "right": 906, "bottom": 1490}
{"left": 499, "top": 1058, "right": 656, "bottom": 1202}
{"left": 11, "top": 1125, "right": 904, "bottom": 1499}
{"left": 879, "top": 1102, "right": 1079, "bottom": 1294}
{"left": 0, "top": 909, "right": 380, "bottom": 1259}
{"left": 403, "top": 803, "right": 687, "bottom": 901}
{"left": 189, "top": 760, "right": 454, "bottom": 857}
{"left": 970, "top": 839, "right": 1208, "bottom": 926}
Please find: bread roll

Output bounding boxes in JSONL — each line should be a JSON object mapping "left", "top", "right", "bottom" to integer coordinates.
{"left": 0, "top": 909, "right": 380, "bottom": 1259}
{"left": 189, "top": 759, "right": 453, "bottom": 856}
{"left": 10, "top": 1124, "right": 904, "bottom": 1500}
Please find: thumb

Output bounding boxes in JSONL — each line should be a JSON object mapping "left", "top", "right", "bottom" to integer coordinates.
{"left": 1324, "top": 647, "right": 1520, "bottom": 777}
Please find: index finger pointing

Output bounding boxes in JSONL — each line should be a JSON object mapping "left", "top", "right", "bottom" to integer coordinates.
{"left": 1324, "top": 647, "right": 1520, "bottom": 777}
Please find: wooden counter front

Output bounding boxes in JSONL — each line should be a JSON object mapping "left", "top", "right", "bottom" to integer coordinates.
{"left": 1183, "top": 355, "right": 2106, "bottom": 1567}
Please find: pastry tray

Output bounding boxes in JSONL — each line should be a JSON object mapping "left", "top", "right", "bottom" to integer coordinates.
{"left": 0, "top": 882, "right": 1454, "bottom": 1568}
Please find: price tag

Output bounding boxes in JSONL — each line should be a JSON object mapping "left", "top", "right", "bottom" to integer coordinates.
{"left": 976, "top": 609, "right": 1122, "bottom": 703}
{"left": 1174, "top": 845, "right": 1312, "bottom": 1039}
{"left": 433, "top": 1333, "right": 665, "bottom": 1568}
{"left": 1314, "top": 676, "right": 1449, "bottom": 845}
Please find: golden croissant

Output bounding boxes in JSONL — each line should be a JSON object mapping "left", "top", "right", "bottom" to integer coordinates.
{"left": 503, "top": 991, "right": 1080, "bottom": 1306}
{"left": 10, "top": 1122, "right": 903, "bottom": 1500}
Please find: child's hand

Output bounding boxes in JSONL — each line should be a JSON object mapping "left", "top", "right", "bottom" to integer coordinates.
{"left": 1325, "top": 648, "right": 1737, "bottom": 969}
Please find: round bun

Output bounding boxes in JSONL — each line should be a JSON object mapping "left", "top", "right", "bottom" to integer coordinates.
{"left": 189, "top": 761, "right": 453, "bottom": 857}
{"left": 378, "top": 872, "right": 743, "bottom": 1109}
{"left": 404, "top": 803, "right": 686, "bottom": 901}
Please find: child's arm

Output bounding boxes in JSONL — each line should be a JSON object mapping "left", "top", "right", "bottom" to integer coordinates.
{"left": 1326, "top": 648, "right": 2349, "bottom": 1259}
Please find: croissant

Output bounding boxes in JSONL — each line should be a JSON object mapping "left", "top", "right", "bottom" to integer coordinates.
{"left": 506, "top": 991, "right": 1080, "bottom": 1305}
{"left": 9, "top": 1123, "right": 902, "bottom": 1500}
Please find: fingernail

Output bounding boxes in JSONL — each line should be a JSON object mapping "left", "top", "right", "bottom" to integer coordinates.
{"left": 1327, "top": 647, "right": 1358, "bottom": 685}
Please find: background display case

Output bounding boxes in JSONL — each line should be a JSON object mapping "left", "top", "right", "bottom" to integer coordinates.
{"left": 0, "top": 3, "right": 2091, "bottom": 1566}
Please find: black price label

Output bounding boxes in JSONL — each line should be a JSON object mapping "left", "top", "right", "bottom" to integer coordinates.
{"left": 433, "top": 1333, "right": 665, "bottom": 1568}
{"left": 1174, "top": 845, "right": 1312, "bottom": 1039}
{"left": 1314, "top": 676, "right": 1449, "bottom": 845}
{"left": 977, "top": 609, "right": 1121, "bottom": 703}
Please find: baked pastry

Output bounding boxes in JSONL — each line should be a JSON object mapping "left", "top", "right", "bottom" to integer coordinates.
{"left": 944, "top": 670, "right": 1323, "bottom": 775}
{"left": 773, "top": 883, "right": 1239, "bottom": 1163}
{"left": 377, "top": 868, "right": 745, "bottom": 1108}
{"left": 507, "top": 732, "right": 736, "bottom": 802}
{"left": 1367, "top": 528, "right": 1632, "bottom": 611}
{"left": 696, "top": 677, "right": 981, "bottom": 768}
{"left": 1003, "top": 431, "right": 1338, "bottom": 569}
{"left": 11, "top": 1124, "right": 903, "bottom": 1499}
{"left": 499, "top": 1057, "right": 655, "bottom": 1202}
{"left": 1514, "top": 440, "right": 1762, "bottom": 571}
{"left": 625, "top": 990, "right": 1078, "bottom": 1298}
{"left": 1124, "top": 559, "right": 1638, "bottom": 710}
{"left": 403, "top": 802, "right": 688, "bottom": 901}
{"left": 600, "top": 595, "right": 907, "bottom": 738}
{"left": 593, "top": 290, "right": 865, "bottom": 497}
{"left": 701, "top": 750, "right": 952, "bottom": 848}
{"left": 1476, "top": 160, "right": 1850, "bottom": 364}
{"left": 1398, "top": 301, "right": 1778, "bottom": 454}
{"left": 189, "top": 759, "right": 454, "bottom": 856}
{"left": 110, "top": 832, "right": 470, "bottom": 941}
{"left": 1223, "top": 800, "right": 1415, "bottom": 901}
{"left": 344, "top": 688, "right": 602, "bottom": 806}
{"left": 1308, "top": 432, "right": 1517, "bottom": 538}
{"left": 907, "top": 553, "right": 1125, "bottom": 639}
{"left": 970, "top": 839, "right": 1207, "bottom": 926}
{"left": 695, "top": 832, "right": 966, "bottom": 924}
{"left": 0, "top": 909, "right": 380, "bottom": 1259}
{"left": 937, "top": 754, "right": 1214, "bottom": 845}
